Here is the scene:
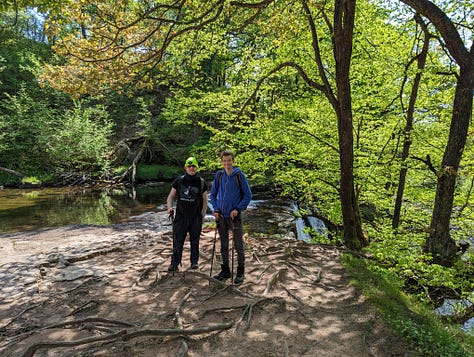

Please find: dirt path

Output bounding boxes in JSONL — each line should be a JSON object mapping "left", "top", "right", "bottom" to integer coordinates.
{"left": 0, "top": 218, "right": 417, "bottom": 356}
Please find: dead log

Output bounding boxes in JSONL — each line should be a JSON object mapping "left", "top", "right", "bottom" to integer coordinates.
{"left": 0, "top": 166, "right": 24, "bottom": 177}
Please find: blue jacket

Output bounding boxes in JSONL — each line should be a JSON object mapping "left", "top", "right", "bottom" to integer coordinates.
{"left": 209, "top": 167, "right": 252, "bottom": 218}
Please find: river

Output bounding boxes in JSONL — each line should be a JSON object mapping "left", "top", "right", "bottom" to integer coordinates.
{"left": 0, "top": 184, "right": 295, "bottom": 236}
{"left": 2, "top": 184, "right": 472, "bottom": 334}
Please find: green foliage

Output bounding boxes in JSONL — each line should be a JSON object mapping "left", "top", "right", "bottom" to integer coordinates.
{"left": 136, "top": 164, "right": 181, "bottom": 181}
{"left": 0, "top": 15, "right": 53, "bottom": 98}
{"left": 343, "top": 254, "right": 474, "bottom": 356}
{"left": 0, "top": 90, "right": 113, "bottom": 179}
{"left": 0, "top": 87, "right": 56, "bottom": 172}
{"left": 20, "top": 176, "right": 42, "bottom": 185}
{"left": 364, "top": 225, "right": 474, "bottom": 303}
{"left": 0, "top": 1, "right": 64, "bottom": 13}
{"left": 46, "top": 101, "right": 113, "bottom": 172}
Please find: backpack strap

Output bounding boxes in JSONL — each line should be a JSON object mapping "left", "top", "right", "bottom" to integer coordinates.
{"left": 235, "top": 172, "right": 244, "bottom": 199}
{"left": 200, "top": 177, "right": 206, "bottom": 195}
{"left": 214, "top": 170, "right": 224, "bottom": 193}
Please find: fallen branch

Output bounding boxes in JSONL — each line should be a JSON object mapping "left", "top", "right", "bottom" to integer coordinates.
{"left": 0, "top": 166, "right": 24, "bottom": 177}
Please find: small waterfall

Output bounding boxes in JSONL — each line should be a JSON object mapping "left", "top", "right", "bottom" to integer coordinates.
{"left": 291, "top": 202, "right": 327, "bottom": 242}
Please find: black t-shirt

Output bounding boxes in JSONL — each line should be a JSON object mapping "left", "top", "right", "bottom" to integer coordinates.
{"left": 172, "top": 174, "right": 208, "bottom": 217}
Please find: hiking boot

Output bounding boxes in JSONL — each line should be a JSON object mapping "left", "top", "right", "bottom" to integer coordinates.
{"left": 213, "top": 264, "right": 231, "bottom": 281}
{"left": 167, "top": 263, "right": 178, "bottom": 272}
{"left": 234, "top": 266, "right": 245, "bottom": 285}
{"left": 190, "top": 263, "right": 199, "bottom": 270}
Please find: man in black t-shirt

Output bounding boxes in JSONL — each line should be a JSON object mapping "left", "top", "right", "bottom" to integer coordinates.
{"left": 166, "top": 157, "right": 208, "bottom": 271}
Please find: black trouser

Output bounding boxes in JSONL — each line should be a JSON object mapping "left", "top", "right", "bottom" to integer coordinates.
{"left": 217, "top": 214, "right": 245, "bottom": 267}
{"left": 172, "top": 214, "right": 202, "bottom": 266}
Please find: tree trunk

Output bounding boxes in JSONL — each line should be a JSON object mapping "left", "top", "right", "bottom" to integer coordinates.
{"left": 398, "top": 0, "right": 474, "bottom": 265}
{"left": 427, "top": 66, "right": 474, "bottom": 265}
{"left": 334, "top": 0, "right": 367, "bottom": 249}
{"left": 393, "top": 15, "right": 430, "bottom": 229}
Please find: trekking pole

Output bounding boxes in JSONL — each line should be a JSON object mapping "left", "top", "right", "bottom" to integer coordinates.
{"left": 210, "top": 220, "right": 219, "bottom": 281}
{"left": 231, "top": 218, "right": 235, "bottom": 285}
{"left": 169, "top": 210, "right": 176, "bottom": 276}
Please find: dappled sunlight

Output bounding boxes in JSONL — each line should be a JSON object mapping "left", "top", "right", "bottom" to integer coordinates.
{"left": 0, "top": 224, "right": 415, "bottom": 356}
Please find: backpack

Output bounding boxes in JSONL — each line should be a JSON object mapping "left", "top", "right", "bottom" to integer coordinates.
{"left": 214, "top": 170, "right": 244, "bottom": 199}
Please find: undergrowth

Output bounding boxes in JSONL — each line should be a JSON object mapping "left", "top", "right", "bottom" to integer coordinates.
{"left": 342, "top": 254, "right": 474, "bottom": 356}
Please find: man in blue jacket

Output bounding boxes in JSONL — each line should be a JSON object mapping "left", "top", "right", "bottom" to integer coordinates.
{"left": 210, "top": 149, "right": 252, "bottom": 284}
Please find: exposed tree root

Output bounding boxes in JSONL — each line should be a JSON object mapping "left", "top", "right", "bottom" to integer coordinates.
{"left": 21, "top": 321, "right": 234, "bottom": 357}
{"left": 40, "top": 247, "right": 122, "bottom": 268}
{"left": 257, "top": 263, "right": 273, "bottom": 282}
{"left": 263, "top": 268, "right": 287, "bottom": 296}
{"left": 40, "top": 317, "right": 135, "bottom": 330}
{"left": 175, "top": 290, "right": 192, "bottom": 356}
{"left": 185, "top": 271, "right": 258, "bottom": 299}
{"left": 21, "top": 329, "right": 128, "bottom": 357}
{"left": 123, "top": 322, "right": 234, "bottom": 340}
{"left": 58, "top": 277, "right": 96, "bottom": 295}
{"left": 234, "top": 297, "right": 270, "bottom": 331}
{"left": 67, "top": 300, "right": 100, "bottom": 316}
{"left": 0, "top": 303, "right": 42, "bottom": 331}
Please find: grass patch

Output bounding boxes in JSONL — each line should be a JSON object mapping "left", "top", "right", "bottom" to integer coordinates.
{"left": 137, "top": 164, "right": 182, "bottom": 181}
{"left": 342, "top": 254, "right": 474, "bottom": 357}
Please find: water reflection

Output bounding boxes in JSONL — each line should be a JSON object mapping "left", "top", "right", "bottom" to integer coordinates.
{"left": 0, "top": 185, "right": 170, "bottom": 233}
{"left": 0, "top": 185, "right": 295, "bottom": 236}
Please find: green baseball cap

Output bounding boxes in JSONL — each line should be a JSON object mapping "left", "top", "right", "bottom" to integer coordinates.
{"left": 185, "top": 156, "right": 199, "bottom": 168}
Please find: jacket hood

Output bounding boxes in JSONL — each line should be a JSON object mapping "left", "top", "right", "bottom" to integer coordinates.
{"left": 228, "top": 167, "right": 242, "bottom": 177}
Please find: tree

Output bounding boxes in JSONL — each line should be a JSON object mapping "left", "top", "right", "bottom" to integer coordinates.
{"left": 40, "top": 0, "right": 370, "bottom": 249}
{"left": 398, "top": 0, "right": 474, "bottom": 265}
{"left": 392, "top": 14, "right": 431, "bottom": 229}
